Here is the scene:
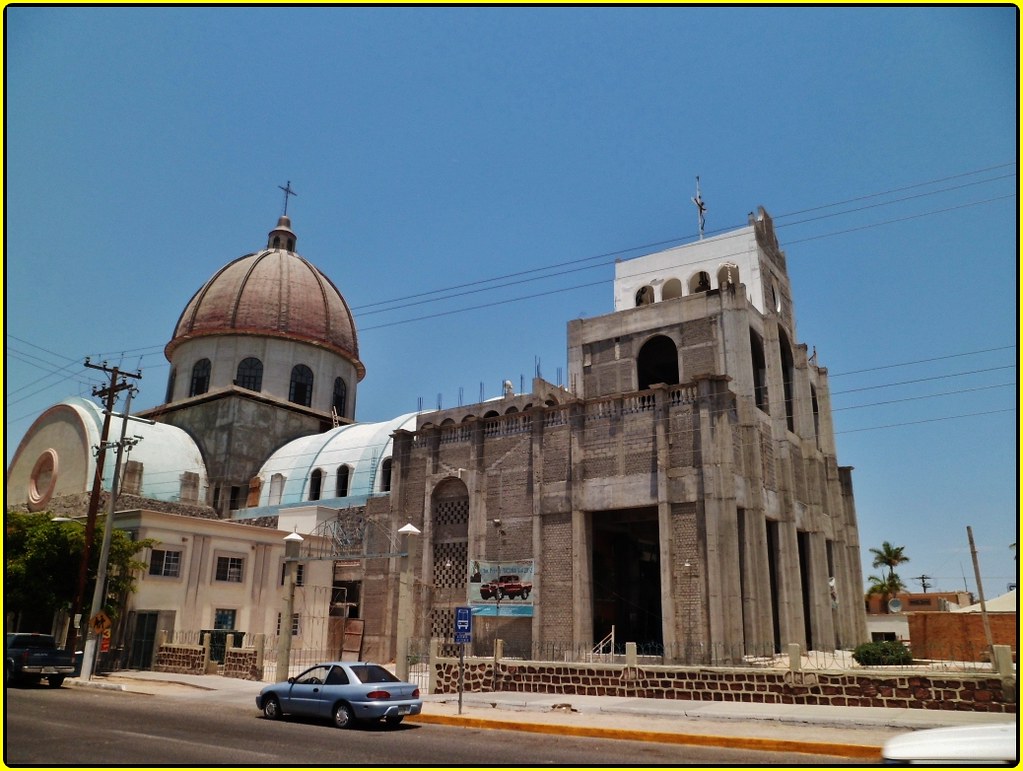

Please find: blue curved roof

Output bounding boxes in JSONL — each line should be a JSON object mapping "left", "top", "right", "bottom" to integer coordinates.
{"left": 256, "top": 413, "right": 418, "bottom": 507}
{"left": 63, "top": 397, "right": 208, "bottom": 501}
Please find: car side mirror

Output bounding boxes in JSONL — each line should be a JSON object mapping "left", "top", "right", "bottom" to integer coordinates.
{"left": 287, "top": 677, "right": 295, "bottom": 684}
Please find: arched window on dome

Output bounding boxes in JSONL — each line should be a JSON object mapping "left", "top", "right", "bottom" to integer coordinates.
{"left": 190, "top": 359, "right": 211, "bottom": 397}
{"left": 379, "top": 458, "right": 393, "bottom": 493}
{"left": 268, "top": 473, "right": 285, "bottom": 506}
{"left": 289, "top": 365, "right": 314, "bottom": 407}
{"left": 165, "top": 367, "right": 176, "bottom": 403}
{"left": 309, "top": 469, "right": 323, "bottom": 501}
{"left": 236, "top": 357, "right": 263, "bottom": 391}
{"left": 332, "top": 377, "right": 347, "bottom": 417}
{"left": 336, "top": 465, "right": 351, "bottom": 497}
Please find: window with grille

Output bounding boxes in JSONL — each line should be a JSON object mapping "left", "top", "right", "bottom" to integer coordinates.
{"left": 289, "top": 364, "right": 314, "bottom": 407}
{"left": 276, "top": 613, "right": 300, "bottom": 636}
{"left": 236, "top": 357, "right": 263, "bottom": 391}
{"left": 215, "top": 555, "right": 245, "bottom": 583}
{"left": 190, "top": 359, "right": 211, "bottom": 397}
{"left": 149, "top": 549, "right": 181, "bottom": 578}
{"left": 280, "top": 562, "right": 305, "bottom": 586}
{"left": 332, "top": 377, "right": 347, "bottom": 416}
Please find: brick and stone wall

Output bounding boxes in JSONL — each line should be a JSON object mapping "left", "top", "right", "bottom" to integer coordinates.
{"left": 152, "top": 643, "right": 207, "bottom": 674}
{"left": 223, "top": 647, "right": 262, "bottom": 680}
{"left": 908, "top": 612, "right": 1017, "bottom": 662}
{"left": 431, "top": 654, "right": 1016, "bottom": 714}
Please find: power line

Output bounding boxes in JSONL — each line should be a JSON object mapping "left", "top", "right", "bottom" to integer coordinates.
{"left": 362, "top": 192, "right": 1015, "bottom": 331}
{"left": 349, "top": 163, "right": 1015, "bottom": 317}
{"left": 829, "top": 346, "right": 1017, "bottom": 378}
{"left": 832, "top": 382, "right": 1015, "bottom": 412}
{"left": 830, "top": 365, "right": 1016, "bottom": 396}
{"left": 834, "top": 408, "right": 1015, "bottom": 435}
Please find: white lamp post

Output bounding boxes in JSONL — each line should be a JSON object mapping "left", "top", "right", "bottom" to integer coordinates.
{"left": 275, "top": 529, "right": 304, "bottom": 682}
{"left": 395, "top": 523, "right": 420, "bottom": 681}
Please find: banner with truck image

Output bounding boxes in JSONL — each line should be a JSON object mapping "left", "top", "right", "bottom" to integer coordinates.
{"left": 467, "top": 559, "right": 534, "bottom": 617}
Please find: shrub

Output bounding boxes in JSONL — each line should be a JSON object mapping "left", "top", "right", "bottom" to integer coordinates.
{"left": 852, "top": 640, "right": 913, "bottom": 666}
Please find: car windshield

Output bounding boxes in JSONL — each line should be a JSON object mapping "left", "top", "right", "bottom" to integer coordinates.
{"left": 349, "top": 665, "right": 400, "bottom": 684}
{"left": 9, "top": 635, "right": 53, "bottom": 648}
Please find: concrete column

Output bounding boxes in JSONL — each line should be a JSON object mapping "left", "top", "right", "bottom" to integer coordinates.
{"left": 568, "top": 404, "right": 592, "bottom": 647}
{"left": 653, "top": 385, "right": 678, "bottom": 656}
{"left": 806, "top": 531, "right": 837, "bottom": 651}
{"left": 530, "top": 407, "right": 544, "bottom": 642}
{"left": 775, "top": 519, "right": 806, "bottom": 650}
{"left": 696, "top": 377, "right": 743, "bottom": 663}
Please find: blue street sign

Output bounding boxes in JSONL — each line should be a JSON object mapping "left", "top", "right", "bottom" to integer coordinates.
{"left": 454, "top": 606, "right": 472, "bottom": 644}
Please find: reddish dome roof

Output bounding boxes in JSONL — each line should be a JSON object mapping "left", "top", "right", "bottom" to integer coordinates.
{"left": 166, "top": 217, "right": 364, "bottom": 379}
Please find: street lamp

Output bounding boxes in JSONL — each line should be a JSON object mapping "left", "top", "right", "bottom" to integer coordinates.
{"left": 395, "top": 523, "right": 420, "bottom": 681}
{"left": 276, "top": 529, "right": 304, "bottom": 683}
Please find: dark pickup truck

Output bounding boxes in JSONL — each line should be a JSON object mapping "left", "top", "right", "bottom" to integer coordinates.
{"left": 5, "top": 633, "right": 76, "bottom": 688}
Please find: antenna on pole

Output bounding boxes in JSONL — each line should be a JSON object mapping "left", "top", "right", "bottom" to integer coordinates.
{"left": 691, "top": 176, "right": 707, "bottom": 239}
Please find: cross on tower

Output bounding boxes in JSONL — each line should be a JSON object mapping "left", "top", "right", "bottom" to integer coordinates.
{"left": 278, "top": 180, "right": 298, "bottom": 216}
{"left": 691, "top": 176, "right": 707, "bottom": 239}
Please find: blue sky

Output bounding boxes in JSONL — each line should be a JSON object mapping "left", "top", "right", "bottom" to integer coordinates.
{"left": 4, "top": 6, "right": 1017, "bottom": 597}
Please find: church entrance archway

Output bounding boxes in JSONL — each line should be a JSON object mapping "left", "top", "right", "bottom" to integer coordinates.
{"left": 591, "top": 508, "right": 663, "bottom": 653}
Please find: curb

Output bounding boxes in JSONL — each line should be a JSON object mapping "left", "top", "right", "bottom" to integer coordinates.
{"left": 407, "top": 712, "right": 883, "bottom": 760}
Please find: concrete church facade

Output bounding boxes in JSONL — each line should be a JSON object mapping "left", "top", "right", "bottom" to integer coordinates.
{"left": 6, "top": 206, "right": 867, "bottom": 667}
{"left": 382, "top": 207, "right": 867, "bottom": 661}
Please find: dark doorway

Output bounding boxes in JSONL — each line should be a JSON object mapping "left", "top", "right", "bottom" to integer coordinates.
{"left": 636, "top": 335, "right": 679, "bottom": 391}
{"left": 765, "top": 520, "right": 782, "bottom": 653}
{"left": 591, "top": 508, "right": 663, "bottom": 653}
{"left": 127, "top": 611, "right": 159, "bottom": 669}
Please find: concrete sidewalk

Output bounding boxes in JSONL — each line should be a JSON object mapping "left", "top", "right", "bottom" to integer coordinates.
{"left": 67, "top": 670, "right": 1017, "bottom": 761}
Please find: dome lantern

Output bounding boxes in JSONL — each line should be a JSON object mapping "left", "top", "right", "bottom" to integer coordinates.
{"left": 268, "top": 215, "right": 297, "bottom": 251}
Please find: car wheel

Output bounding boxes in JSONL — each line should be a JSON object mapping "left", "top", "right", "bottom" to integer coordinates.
{"left": 521, "top": 589, "right": 530, "bottom": 599}
{"left": 333, "top": 702, "right": 355, "bottom": 729}
{"left": 262, "top": 695, "right": 282, "bottom": 720}
{"left": 385, "top": 715, "right": 404, "bottom": 728}
{"left": 47, "top": 675, "right": 65, "bottom": 688}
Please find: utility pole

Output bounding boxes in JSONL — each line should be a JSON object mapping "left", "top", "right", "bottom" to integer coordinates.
{"left": 79, "top": 386, "right": 141, "bottom": 681}
{"left": 966, "top": 526, "right": 995, "bottom": 659}
{"left": 66, "top": 360, "right": 141, "bottom": 655}
{"left": 913, "top": 574, "right": 932, "bottom": 593}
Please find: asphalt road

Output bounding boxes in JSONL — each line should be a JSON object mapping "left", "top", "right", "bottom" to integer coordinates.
{"left": 4, "top": 683, "right": 870, "bottom": 766}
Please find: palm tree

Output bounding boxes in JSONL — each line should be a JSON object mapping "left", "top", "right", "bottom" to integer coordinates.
{"left": 867, "top": 541, "right": 910, "bottom": 613}
{"left": 869, "top": 541, "right": 909, "bottom": 583}
{"left": 866, "top": 572, "right": 908, "bottom": 612}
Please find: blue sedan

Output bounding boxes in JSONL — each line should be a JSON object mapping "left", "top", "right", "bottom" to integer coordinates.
{"left": 256, "top": 662, "right": 422, "bottom": 729}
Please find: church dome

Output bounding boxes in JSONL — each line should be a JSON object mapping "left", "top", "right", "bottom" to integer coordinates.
{"left": 166, "top": 216, "right": 364, "bottom": 378}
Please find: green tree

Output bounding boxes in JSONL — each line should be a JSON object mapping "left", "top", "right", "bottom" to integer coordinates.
{"left": 866, "top": 572, "right": 908, "bottom": 612}
{"left": 866, "top": 541, "right": 910, "bottom": 613}
{"left": 869, "top": 541, "right": 909, "bottom": 582}
{"left": 5, "top": 511, "right": 154, "bottom": 631}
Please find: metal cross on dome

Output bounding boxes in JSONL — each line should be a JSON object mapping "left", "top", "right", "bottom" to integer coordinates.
{"left": 278, "top": 180, "right": 298, "bottom": 216}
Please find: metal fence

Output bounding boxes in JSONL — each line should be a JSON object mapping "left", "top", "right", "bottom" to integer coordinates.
{"left": 450, "top": 637, "right": 1010, "bottom": 674}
